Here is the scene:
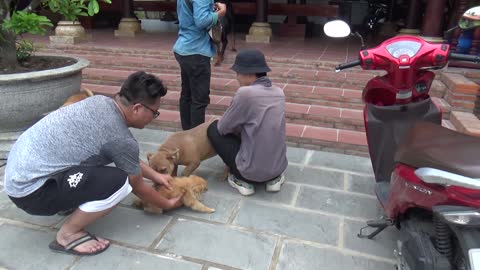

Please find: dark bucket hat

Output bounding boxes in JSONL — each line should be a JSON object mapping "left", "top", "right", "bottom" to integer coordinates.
{"left": 231, "top": 49, "right": 271, "bottom": 74}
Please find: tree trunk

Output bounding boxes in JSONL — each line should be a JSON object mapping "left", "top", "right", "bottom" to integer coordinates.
{"left": 0, "top": 30, "right": 18, "bottom": 70}
{"left": 0, "top": 0, "right": 19, "bottom": 70}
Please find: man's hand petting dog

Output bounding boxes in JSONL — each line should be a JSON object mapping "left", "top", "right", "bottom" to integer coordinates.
{"left": 154, "top": 173, "right": 174, "bottom": 190}
{"left": 166, "top": 194, "right": 185, "bottom": 210}
{"left": 215, "top": 2, "right": 226, "bottom": 16}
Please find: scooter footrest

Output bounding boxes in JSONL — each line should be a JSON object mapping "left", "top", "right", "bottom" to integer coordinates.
{"left": 367, "top": 218, "right": 394, "bottom": 227}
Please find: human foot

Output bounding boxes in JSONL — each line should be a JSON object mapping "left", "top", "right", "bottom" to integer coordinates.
{"left": 50, "top": 231, "right": 109, "bottom": 256}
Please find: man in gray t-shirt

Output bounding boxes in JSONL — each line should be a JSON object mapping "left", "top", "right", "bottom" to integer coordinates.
{"left": 4, "top": 71, "right": 183, "bottom": 256}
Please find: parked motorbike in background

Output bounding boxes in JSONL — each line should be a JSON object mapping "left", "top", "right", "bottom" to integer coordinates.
{"left": 324, "top": 7, "right": 480, "bottom": 270}
{"left": 363, "top": 0, "right": 389, "bottom": 38}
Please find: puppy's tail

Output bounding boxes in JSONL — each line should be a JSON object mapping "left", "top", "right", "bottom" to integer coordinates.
{"left": 83, "top": 88, "right": 94, "bottom": 97}
{"left": 132, "top": 199, "right": 144, "bottom": 209}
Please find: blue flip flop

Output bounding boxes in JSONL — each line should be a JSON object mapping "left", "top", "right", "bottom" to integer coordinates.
{"left": 49, "top": 232, "right": 109, "bottom": 256}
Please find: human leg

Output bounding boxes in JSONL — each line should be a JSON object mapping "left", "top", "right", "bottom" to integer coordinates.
{"left": 206, "top": 120, "right": 255, "bottom": 195}
{"left": 175, "top": 53, "right": 193, "bottom": 130}
{"left": 206, "top": 120, "right": 244, "bottom": 179}
{"left": 10, "top": 166, "right": 131, "bottom": 255}
{"left": 189, "top": 54, "right": 211, "bottom": 129}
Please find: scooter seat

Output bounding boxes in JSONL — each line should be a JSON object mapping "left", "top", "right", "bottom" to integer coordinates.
{"left": 395, "top": 121, "right": 480, "bottom": 178}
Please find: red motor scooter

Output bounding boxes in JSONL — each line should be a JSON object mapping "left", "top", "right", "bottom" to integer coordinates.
{"left": 324, "top": 8, "right": 480, "bottom": 270}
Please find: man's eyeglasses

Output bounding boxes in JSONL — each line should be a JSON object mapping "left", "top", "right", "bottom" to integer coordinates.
{"left": 140, "top": 103, "right": 160, "bottom": 119}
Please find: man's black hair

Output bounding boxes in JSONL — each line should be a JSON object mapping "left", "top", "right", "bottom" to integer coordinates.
{"left": 255, "top": 72, "right": 267, "bottom": 78}
{"left": 118, "top": 71, "right": 167, "bottom": 105}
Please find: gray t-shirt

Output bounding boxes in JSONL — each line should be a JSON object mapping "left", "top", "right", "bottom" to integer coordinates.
{"left": 5, "top": 95, "right": 140, "bottom": 198}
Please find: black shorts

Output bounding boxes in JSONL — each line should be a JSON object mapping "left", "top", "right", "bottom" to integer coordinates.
{"left": 9, "top": 166, "right": 128, "bottom": 216}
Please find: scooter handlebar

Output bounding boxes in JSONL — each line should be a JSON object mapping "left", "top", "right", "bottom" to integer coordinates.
{"left": 449, "top": 53, "right": 480, "bottom": 63}
{"left": 335, "top": 59, "right": 362, "bottom": 72}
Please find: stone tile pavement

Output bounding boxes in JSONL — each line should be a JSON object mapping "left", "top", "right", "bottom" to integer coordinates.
{"left": 0, "top": 128, "right": 399, "bottom": 270}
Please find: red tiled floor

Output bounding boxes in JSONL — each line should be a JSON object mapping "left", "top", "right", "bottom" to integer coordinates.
{"left": 312, "top": 86, "right": 343, "bottom": 96}
{"left": 211, "top": 78, "right": 234, "bottom": 87}
{"left": 217, "top": 96, "right": 232, "bottom": 106}
{"left": 316, "top": 70, "right": 346, "bottom": 80}
{"left": 83, "top": 68, "right": 132, "bottom": 78}
{"left": 156, "top": 109, "right": 180, "bottom": 122}
{"left": 286, "top": 103, "right": 310, "bottom": 114}
{"left": 302, "top": 126, "right": 337, "bottom": 142}
{"left": 153, "top": 73, "right": 181, "bottom": 83}
{"left": 308, "top": 105, "right": 341, "bottom": 118}
{"left": 226, "top": 79, "right": 240, "bottom": 87}
{"left": 287, "top": 69, "right": 318, "bottom": 81}
{"left": 340, "top": 109, "right": 364, "bottom": 120}
{"left": 209, "top": 95, "right": 224, "bottom": 105}
{"left": 82, "top": 83, "right": 117, "bottom": 95}
{"left": 31, "top": 29, "right": 376, "bottom": 154}
{"left": 342, "top": 89, "right": 362, "bottom": 98}
{"left": 338, "top": 130, "right": 367, "bottom": 145}
{"left": 286, "top": 124, "right": 305, "bottom": 138}
{"left": 165, "top": 91, "right": 180, "bottom": 100}
{"left": 29, "top": 28, "right": 361, "bottom": 64}
{"left": 284, "top": 84, "right": 314, "bottom": 93}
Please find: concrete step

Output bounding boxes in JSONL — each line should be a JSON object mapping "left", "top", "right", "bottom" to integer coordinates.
{"left": 0, "top": 143, "right": 13, "bottom": 159}
{"left": 0, "top": 132, "right": 22, "bottom": 143}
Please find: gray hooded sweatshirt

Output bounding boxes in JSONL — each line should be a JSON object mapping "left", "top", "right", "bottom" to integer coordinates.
{"left": 217, "top": 77, "right": 288, "bottom": 182}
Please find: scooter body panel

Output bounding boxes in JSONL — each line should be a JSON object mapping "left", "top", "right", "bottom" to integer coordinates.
{"left": 364, "top": 97, "right": 442, "bottom": 183}
{"left": 382, "top": 164, "right": 480, "bottom": 218}
{"left": 326, "top": 28, "right": 480, "bottom": 270}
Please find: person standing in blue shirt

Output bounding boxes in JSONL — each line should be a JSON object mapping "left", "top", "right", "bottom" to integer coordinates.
{"left": 173, "top": 0, "right": 227, "bottom": 130}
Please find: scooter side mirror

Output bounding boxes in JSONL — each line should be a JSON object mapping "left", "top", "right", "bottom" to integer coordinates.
{"left": 323, "top": 20, "right": 351, "bottom": 38}
{"left": 459, "top": 6, "right": 480, "bottom": 30}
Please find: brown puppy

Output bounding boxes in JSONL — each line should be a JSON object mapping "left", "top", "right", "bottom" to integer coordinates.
{"left": 61, "top": 88, "right": 94, "bottom": 107}
{"left": 147, "top": 121, "right": 217, "bottom": 177}
{"left": 132, "top": 175, "right": 215, "bottom": 214}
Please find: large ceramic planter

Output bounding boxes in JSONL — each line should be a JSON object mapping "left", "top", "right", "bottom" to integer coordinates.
{"left": 0, "top": 56, "right": 90, "bottom": 133}
{"left": 55, "top": 20, "right": 86, "bottom": 37}
{"left": 50, "top": 21, "right": 88, "bottom": 45}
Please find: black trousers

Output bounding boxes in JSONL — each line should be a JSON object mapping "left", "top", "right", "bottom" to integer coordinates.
{"left": 207, "top": 120, "right": 249, "bottom": 181}
{"left": 174, "top": 53, "right": 211, "bottom": 130}
{"left": 9, "top": 166, "right": 127, "bottom": 216}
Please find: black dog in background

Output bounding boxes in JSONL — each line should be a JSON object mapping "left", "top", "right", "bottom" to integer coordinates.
{"left": 214, "top": 0, "right": 236, "bottom": 66}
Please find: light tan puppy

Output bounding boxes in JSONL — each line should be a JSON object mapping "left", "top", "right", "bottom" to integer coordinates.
{"left": 132, "top": 175, "right": 214, "bottom": 213}
{"left": 61, "top": 88, "right": 94, "bottom": 107}
{"left": 147, "top": 121, "right": 218, "bottom": 177}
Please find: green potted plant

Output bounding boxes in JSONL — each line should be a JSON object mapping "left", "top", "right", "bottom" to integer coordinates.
{"left": 0, "top": 0, "right": 107, "bottom": 134}
{"left": 47, "top": 0, "right": 111, "bottom": 44}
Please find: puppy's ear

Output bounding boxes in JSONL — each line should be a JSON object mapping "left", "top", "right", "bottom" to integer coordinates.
{"left": 146, "top": 152, "right": 154, "bottom": 161}
{"left": 168, "top": 148, "right": 180, "bottom": 161}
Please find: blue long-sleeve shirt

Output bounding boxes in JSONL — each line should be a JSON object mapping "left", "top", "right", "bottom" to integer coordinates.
{"left": 173, "top": 0, "right": 218, "bottom": 58}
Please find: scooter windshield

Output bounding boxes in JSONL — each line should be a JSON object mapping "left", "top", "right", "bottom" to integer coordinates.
{"left": 386, "top": 41, "right": 422, "bottom": 58}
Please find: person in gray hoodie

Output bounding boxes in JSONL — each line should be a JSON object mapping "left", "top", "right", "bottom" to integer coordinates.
{"left": 207, "top": 48, "right": 288, "bottom": 196}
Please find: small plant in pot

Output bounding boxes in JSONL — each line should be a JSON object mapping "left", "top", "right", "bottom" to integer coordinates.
{"left": 0, "top": 0, "right": 54, "bottom": 72}
{"left": 47, "top": 0, "right": 111, "bottom": 44}
{"left": 0, "top": 0, "right": 107, "bottom": 133}
{"left": 0, "top": 0, "right": 109, "bottom": 73}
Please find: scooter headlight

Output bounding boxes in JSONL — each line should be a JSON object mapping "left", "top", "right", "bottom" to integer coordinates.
{"left": 442, "top": 211, "right": 480, "bottom": 225}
